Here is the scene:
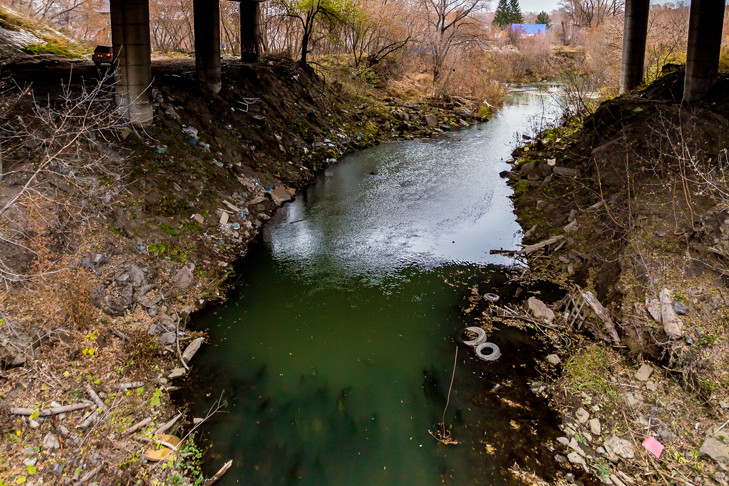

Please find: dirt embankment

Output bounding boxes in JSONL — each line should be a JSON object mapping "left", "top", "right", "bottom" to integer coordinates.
{"left": 491, "top": 66, "right": 729, "bottom": 485}
{"left": 0, "top": 55, "right": 488, "bottom": 484}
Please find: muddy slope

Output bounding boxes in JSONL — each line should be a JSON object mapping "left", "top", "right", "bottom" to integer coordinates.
{"left": 0, "top": 57, "right": 486, "bottom": 485}
{"left": 501, "top": 67, "right": 729, "bottom": 485}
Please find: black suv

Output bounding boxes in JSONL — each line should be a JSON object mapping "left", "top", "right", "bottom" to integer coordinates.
{"left": 92, "top": 45, "right": 113, "bottom": 65}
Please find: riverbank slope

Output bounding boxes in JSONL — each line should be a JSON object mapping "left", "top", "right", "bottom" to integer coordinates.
{"left": 500, "top": 66, "right": 729, "bottom": 485}
{"left": 0, "top": 20, "right": 493, "bottom": 485}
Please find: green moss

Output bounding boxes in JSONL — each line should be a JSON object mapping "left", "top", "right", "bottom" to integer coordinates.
{"left": 563, "top": 345, "right": 616, "bottom": 397}
{"left": 160, "top": 223, "right": 180, "bottom": 236}
{"left": 23, "top": 42, "right": 81, "bottom": 58}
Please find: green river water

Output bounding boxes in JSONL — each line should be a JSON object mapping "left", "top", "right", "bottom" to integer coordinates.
{"left": 187, "top": 86, "right": 564, "bottom": 485}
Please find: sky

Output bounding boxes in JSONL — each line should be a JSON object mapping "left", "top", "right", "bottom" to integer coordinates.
{"left": 518, "top": 0, "right": 561, "bottom": 13}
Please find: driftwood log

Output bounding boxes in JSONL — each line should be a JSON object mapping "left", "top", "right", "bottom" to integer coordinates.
{"left": 581, "top": 291, "right": 621, "bottom": 344}
{"left": 11, "top": 401, "right": 92, "bottom": 416}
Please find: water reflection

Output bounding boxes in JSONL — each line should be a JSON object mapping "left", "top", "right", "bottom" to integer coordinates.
{"left": 188, "top": 86, "right": 563, "bottom": 486}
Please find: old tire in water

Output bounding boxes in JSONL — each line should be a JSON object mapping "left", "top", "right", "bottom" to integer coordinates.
{"left": 458, "top": 326, "right": 487, "bottom": 347}
{"left": 475, "top": 342, "right": 501, "bottom": 361}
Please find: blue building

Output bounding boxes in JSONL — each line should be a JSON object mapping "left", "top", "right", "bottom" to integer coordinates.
{"left": 511, "top": 24, "right": 548, "bottom": 36}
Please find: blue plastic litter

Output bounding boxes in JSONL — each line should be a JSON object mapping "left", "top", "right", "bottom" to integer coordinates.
{"left": 156, "top": 145, "right": 167, "bottom": 153}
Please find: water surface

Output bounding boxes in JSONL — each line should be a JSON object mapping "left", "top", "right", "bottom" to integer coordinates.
{"left": 188, "top": 87, "right": 563, "bottom": 485}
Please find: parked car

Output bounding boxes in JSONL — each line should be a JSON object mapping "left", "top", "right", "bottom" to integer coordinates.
{"left": 92, "top": 45, "right": 113, "bottom": 65}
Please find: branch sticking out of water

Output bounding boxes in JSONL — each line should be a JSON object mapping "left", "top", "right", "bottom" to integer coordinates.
{"left": 429, "top": 346, "right": 459, "bottom": 446}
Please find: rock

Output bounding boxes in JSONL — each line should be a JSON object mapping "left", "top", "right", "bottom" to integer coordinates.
{"left": 219, "top": 211, "right": 229, "bottom": 225}
{"left": 454, "top": 106, "right": 472, "bottom": 118}
{"left": 610, "top": 474, "right": 627, "bottom": 486}
{"left": 91, "top": 283, "right": 134, "bottom": 316}
{"left": 424, "top": 113, "right": 438, "bottom": 128}
{"left": 29, "top": 419, "right": 40, "bottom": 428}
{"left": 569, "top": 437, "right": 584, "bottom": 454}
{"left": 172, "top": 263, "right": 195, "bottom": 289}
{"left": 701, "top": 437, "right": 729, "bottom": 465}
{"left": 567, "top": 451, "right": 586, "bottom": 465}
{"left": 557, "top": 437, "right": 570, "bottom": 446}
{"left": 193, "top": 213, "right": 205, "bottom": 224}
{"left": 552, "top": 166, "right": 578, "bottom": 177}
{"left": 526, "top": 297, "right": 555, "bottom": 322}
{"left": 23, "top": 457, "right": 37, "bottom": 467}
{"left": 168, "top": 368, "right": 187, "bottom": 379}
{"left": 622, "top": 392, "right": 642, "bottom": 409}
{"left": 554, "top": 454, "right": 568, "bottom": 464}
{"left": 520, "top": 161, "right": 536, "bottom": 177}
{"left": 182, "top": 337, "right": 205, "bottom": 363}
{"left": 673, "top": 300, "right": 688, "bottom": 315}
{"left": 568, "top": 209, "right": 578, "bottom": 222}
{"left": 720, "top": 401, "right": 729, "bottom": 410}
{"left": 660, "top": 288, "right": 683, "bottom": 338}
{"left": 657, "top": 428, "right": 677, "bottom": 443}
{"left": 564, "top": 220, "right": 578, "bottom": 233}
{"left": 43, "top": 433, "right": 60, "bottom": 451}
{"left": 589, "top": 418, "right": 602, "bottom": 436}
{"left": 645, "top": 380, "right": 658, "bottom": 391}
{"left": 646, "top": 299, "right": 661, "bottom": 322}
{"left": 403, "top": 102, "right": 420, "bottom": 110}
{"left": 126, "top": 264, "right": 146, "bottom": 288}
{"left": 546, "top": 354, "right": 561, "bottom": 365}
{"left": 634, "top": 364, "right": 653, "bottom": 381}
{"left": 575, "top": 407, "right": 590, "bottom": 423}
{"left": 439, "top": 124, "right": 452, "bottom": 131}
{"left": 268, "top": 186, "right": 293, "bottom": 205}
{"left": 158, "top": 332, "right": 176, "bottom": 346}
{"left": 604, "top": 435, "right": 635, "bottom": 459}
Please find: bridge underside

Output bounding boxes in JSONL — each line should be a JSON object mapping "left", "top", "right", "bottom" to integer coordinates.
{"left": 620, "top": 0, "right": 725, "bottom": 103}
{"left": 110, "top": 0, "right": 261, "bottom": 124}
{"left": 112, "top": 0, "right": 725, "bottom": 124}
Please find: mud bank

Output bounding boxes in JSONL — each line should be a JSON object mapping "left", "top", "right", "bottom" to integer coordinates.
{"left": 483, "top": 67, "right": 729, "bottom": 485}
{"left": 0, "top": 55, "right": 493, "bottom": 484}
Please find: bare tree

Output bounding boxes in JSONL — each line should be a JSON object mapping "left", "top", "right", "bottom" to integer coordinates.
{"left": 422, "top": 0, "right": 489, "bottom": 94}
{"left": 559, "top": 0, "right": 624, "bottom": 28}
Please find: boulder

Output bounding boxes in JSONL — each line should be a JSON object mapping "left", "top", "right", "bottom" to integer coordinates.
{"left": 634, "top": 364, "right": 653, "bottom": 381}
{"left": 172, "top": 263, "right": 195, "bottom": 289}
{"left": 575, "top": 407, "right": 590, "bottom": 424}
{"left": 552, "top": 166, "right": 578, "bottom": 177}
{"left": 43, "top": 433, "right": 60, "bottom": 452}
{"left": 604, "top": 435, "right": 635, "bottom": 459}
{"left": 700, "top": 437, "right": 729, "bottom": 465}
{"left": 424, "top": 113, "right": 438, "bottom": 128}
{"left": 589, "top": 418, "right": 601, "bottom": 436}
{"left": 526, "top": 297, "right": 555, "bottom": 323}
{"left": 659, "top": 288, "right": 683, "bottom": 338}
{"left": 182, "top": 337, "right": 205, "bottom": 363}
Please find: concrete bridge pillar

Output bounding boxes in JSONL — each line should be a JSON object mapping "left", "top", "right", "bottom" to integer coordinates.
{"left": 110, "top": 0, "right": 153, "bottom": 125}
{"left": 683, "top": 0, "right": 725, "bottom": 103}
{"left": 194, "top": 0, "right": 222, "bottom": 93}
{"left": 240, "top": 0, "right": 261, "bottom": 62}
{"left": 619, "top": 0, "right": 650, "bottom": 94}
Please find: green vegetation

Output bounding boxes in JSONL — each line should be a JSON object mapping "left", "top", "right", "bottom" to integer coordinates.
{"left": 563, "top": 345, "right": 615, "bottom": 397}
{"left": 23, "top": 42, "right": 81, "bottom": 58}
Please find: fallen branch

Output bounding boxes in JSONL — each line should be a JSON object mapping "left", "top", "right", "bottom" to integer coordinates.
{"left": 10, "top": 401, "right": 92, "bottom": 416}
{"left": 518, "top": 235, "right": 565, "bottom": 255}
{"left": 79, "top": 464, "right": 103, "bottom": 484}
{"left": 581, "top": 290, "right": 621, "bottom": 343}
{"left": 204, "top": 460, "right": 233, "bottom": 486}
{"left": 154, "top": 411, "right": 183, "bottom": 435}
{"left": 123, "top": 417, "right": 152, "bottom": 436}
{"left": 117, "top": 381, "right": 144, "bottom": 390}
{"left": 86, "top": 385, "right": 106, "bottom": 412}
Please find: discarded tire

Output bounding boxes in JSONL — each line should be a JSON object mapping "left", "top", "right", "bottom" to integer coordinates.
{"left": 458, "top": 326, "right": 487, "bottom": 347}
{"left": 475, "top": 342, "right": 501, "bottom": 361}
{"left": 483, "top": 293, "right": 500, "bottom": 303}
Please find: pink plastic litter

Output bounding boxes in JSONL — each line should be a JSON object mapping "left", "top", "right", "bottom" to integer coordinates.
{"left": 642, "top": 436, "right": 664, "bottom": 459}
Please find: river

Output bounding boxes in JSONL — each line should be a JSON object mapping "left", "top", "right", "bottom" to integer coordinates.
{"left": 186, "top": 85, "right": 564, "bottom": 485}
